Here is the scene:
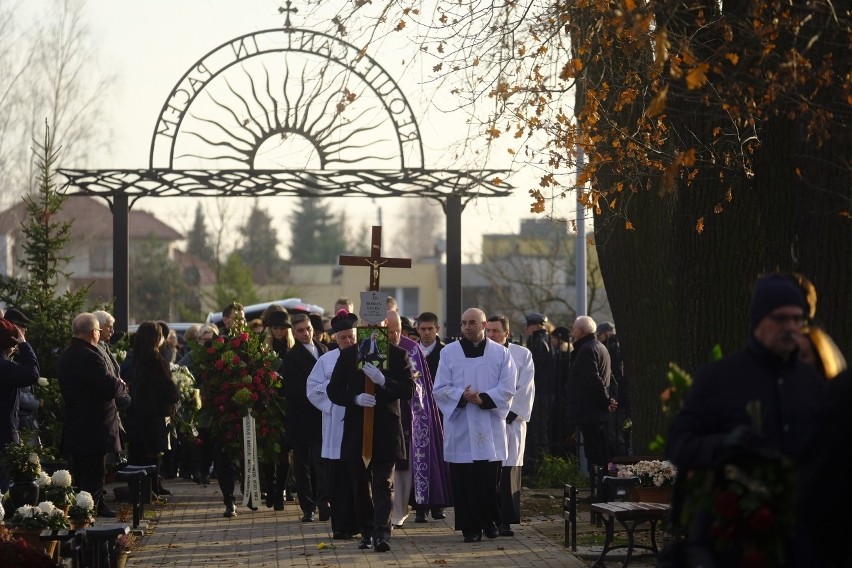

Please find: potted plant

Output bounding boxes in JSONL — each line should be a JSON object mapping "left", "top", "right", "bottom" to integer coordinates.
{"left": 115, "top": 532, "right": 137, "bottom": 568}
{"left": 6, "top": 502, "right": 69, "bottom": 557}
{"left": 612, "top": 460, "right": 677, "bottom": 503}
{"left": 67, "top": 491, "right": 96, "bottom": 531}
{"left": 0, "top": 441, "right": 43, "bottom": 507}
{"left": 40, "top": 470, "right": 75, "bottom": 513}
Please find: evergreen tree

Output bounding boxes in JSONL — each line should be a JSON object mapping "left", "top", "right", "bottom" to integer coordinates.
{"left": 129, "top": 235, "right": 187, "bottom": 322}
{"left": 186, "top": 203, "right": 214, "bottom": 262}
{"left": 0, "top": 122, "right": 89, "bottom": 380}
{"left": 213, "top": 253, "right": 259, "bottom": 308}
{"left": 235, "top": 200, "right": 284, "bottom": 281}
{"left": 288, "top": 197, "right": 347, "bottom": 264}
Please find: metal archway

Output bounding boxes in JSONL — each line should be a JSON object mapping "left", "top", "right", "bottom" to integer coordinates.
{"left": 60, "top": 19, "right": 512, "bottom": 334}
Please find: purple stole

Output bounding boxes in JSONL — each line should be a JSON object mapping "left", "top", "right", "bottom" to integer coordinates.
{"left": 398, "top": 336, "right": 453, "bottom": 506}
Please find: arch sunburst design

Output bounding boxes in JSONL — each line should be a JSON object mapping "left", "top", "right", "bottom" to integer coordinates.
{"left": 150, "top": 28, "right": 424, "bottom": 171}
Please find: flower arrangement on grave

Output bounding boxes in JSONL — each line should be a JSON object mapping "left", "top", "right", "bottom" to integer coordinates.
{"left": 7, "top": 502, "right": 69, "bottom": 531}
{"left": 170, "top": 365, "right": 203, "bottom": 436}
{"left": 67, "top": 491, "right": 96, "bottom": 524}
{"left": 192, "top": 313, "right": 285, "bottom": 462}
{"left": 612, "top": 460, "right": 678, "bottom": 487}
{"left": 40, "top": 470, "right": 75, "bottom": 507}
{"left": 0, "top": 440, "right": 42, "bottom": 480}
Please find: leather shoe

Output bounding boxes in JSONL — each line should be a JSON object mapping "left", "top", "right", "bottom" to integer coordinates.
{"left": 301, "top": 511, "right": 315, "bottom": 522}
{"left": 463, "top": 531, "right": 482, "bottom": 543}
{"left": 319, "top": 506, "right": 331, "bottom": 521}
{"left": 499, "top": 524, "right": 514, "bottom": 537}
{"left": 374, "top": 537, "right": 390, "bottom": 553}
{"left": 199, "top": 474, "right": 210, "bottom": 485}
{"left": 414, "top": 512, "right": 428, "bottom": 523}
{"left": 358, "top": 536, "right": 372, "bottom": 549}
{"left": 483, "top": 523, "right": 500, "bottom": 539}
{"left": 97, "top": 502, "right": 116, "bottom": 518}
{"left": 223, "top": 502, "right": 237, "bottom": 518}
{"left": 431, "top": 509, "right": 446, "bottom": 520}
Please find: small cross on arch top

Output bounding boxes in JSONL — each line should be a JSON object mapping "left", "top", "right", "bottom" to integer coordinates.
{"left": 279, "top": 0, "right": 299, "bottom": 28}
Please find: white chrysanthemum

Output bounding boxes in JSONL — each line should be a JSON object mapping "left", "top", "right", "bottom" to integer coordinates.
{"left": 28, "top": 452, "right": 40, "bottom": 465}
{"left": 17, "top": 505, "right": 35, "bottom": 517}
{"left": 38, "top": 377, "right": 49, "bottom": 387}
{"left": 51, "top": 469, "right": 73, "bottom": 487}
{"left": 38, "top": 501, "right": 55, "bottom": 514}
{"left": 0, "top": 500, "right": 4, "bottom": 519}
{"left": 36, "top": 470, "right": 52, "bottom": 487}
{"left": 75, "top": 491, "right": 95, "bottom": 510}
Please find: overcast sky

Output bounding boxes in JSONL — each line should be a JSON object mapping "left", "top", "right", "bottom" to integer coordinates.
{"left": 23, "top": 0, "right": 584, "bottom": 260}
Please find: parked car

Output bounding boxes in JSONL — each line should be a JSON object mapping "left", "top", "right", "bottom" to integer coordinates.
{"left": 205, "top": 298, "right": 325, "bottom": 327}
{"left": 127, "top": 322, "right": 203, "bottom": 338}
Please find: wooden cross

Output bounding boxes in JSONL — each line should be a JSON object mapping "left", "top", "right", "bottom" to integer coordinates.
{"left": 338, "top": 226, "right": 411, "bottom": 466}
{"left": 339, "top": 226, "right": 412, "bottom": 291}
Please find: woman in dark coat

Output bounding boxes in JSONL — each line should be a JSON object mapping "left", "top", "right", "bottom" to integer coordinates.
{"left": 121, "top": 321, "right": 180, "bottom": 495}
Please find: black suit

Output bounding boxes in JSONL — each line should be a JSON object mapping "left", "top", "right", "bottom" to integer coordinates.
{"left": 328, "top": 343, "right": 414, "bottom": 543}
{"left": 282, "top": 340, "right": 328, "bottom": 516}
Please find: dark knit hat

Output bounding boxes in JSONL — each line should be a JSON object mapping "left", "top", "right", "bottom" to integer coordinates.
{"left": 0, "top": 317, "right": 23, "bottom": 351}
{"left": 331, "top": 310, "right": 358, "bottom": 333}
{"left": 267, "top": 310, "right": 291, "bottom": 328}
{"left": 748, "top": 273, "right": 808, "bottom": 328}
{"left": 552, "top": 326, "right": 572, "bottom": 342}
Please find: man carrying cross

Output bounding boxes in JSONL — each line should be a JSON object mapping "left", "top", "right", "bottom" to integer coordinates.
{"left": 328, "top": 227, "right": 415, "bottom": 553}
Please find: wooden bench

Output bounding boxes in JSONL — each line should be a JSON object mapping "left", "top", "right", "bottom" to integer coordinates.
{"left": 589, "top": 501, "right": 670, "bottom": 568}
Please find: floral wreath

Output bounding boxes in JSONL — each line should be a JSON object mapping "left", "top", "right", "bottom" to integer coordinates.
{"left": 192, "top": 311, "right": 285, "bottom": 462}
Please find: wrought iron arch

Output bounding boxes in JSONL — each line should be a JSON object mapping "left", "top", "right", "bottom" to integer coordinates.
{"left": 60, "top": 19, "right": 512, "bottom": 336}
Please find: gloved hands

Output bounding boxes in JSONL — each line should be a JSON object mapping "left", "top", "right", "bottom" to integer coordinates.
{"left": 363, "top": 363, "right": 386, "bottom": 387}
{"left": 355, "top": 393, "right": 376, "bottom": 408}
{"left": 506, "top": 411, "right": 518, "bottom": 424}
{"left": 722, "top": 424, "right": 763, "bottom": 451}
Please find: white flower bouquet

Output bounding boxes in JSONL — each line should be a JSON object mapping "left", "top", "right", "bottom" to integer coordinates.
{"left": 68, "top": 491, "right": 96, "bottom": 522}
{"left": 41, "top": 469, "right": 76, "bottom": 506}
{"left": 8, "top": 501, "right": 69, "bottom": 531}
{"left": 613, "top": 459, "right": 677, "bottom": 487}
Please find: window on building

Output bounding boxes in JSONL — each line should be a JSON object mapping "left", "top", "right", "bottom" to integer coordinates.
{"left": 90, "top": 244, "right": 113, "bottom": 272}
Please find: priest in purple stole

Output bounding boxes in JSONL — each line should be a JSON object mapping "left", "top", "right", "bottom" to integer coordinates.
{"left": 386, "top": 311, "right": 452, "bottom": 527}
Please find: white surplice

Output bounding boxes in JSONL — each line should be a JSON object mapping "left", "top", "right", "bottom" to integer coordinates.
{"left": 433, "top": 338, "right": 516, "bottom": 463}
{"left": 504, "top": 343, "right": 536, "bottom": 467}
{"left": 306, "top": 348, "right": 344, "bottom": 460}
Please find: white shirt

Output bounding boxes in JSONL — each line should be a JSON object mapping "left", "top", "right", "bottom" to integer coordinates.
{"left": 433, "top": 338, "right": 516, "bottom": 463}
{"left": 420, "top": 341, "right": 437, "bottom": 357}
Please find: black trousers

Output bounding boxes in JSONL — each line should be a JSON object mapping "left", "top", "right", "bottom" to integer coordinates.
{"left": 328, "top": 458, "right": 358, "bottom": 534}
{"left": 579, "top": 421, "right": 609, "bottom": 471}
{"left": 292, "top": 442, "right": 328, "bottom": 514}
{"left": 70, "top": 452, "right": 107, "bottom": 498}
{"left": 499, "top": 465, "right": 522, "bottom": 525}
{"left": 449, "top": 460, "right": 501, "bottom": 534}
{"left": 214, "top": 443, "right": 237, "bottom": 504}
{"left": 348, "top": 459, "right": 395, "bottom": 542}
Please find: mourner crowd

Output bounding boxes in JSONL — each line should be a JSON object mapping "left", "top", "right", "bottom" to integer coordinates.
{"left": 1, "top": 270, "right": 850, "bottom": 565}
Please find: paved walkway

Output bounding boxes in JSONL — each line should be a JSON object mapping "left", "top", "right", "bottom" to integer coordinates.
{"left": 121, "top": 478, "right": 587, "bottom": 567}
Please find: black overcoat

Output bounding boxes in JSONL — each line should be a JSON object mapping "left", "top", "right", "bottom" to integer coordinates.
{"left": 281, "top": 340, "right": 327, "bottom": 445}
{"left": 59, "top": 338, "right": 128, "bottom": 454}
{"left": 327, "top": 343, "right": 414, "bottom": 463}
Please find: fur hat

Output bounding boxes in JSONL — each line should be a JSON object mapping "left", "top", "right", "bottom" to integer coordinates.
{"left": 748, "top": 273, "right": 808, "bottom": 328}
{"left": 331, "top": 310, "right": 358, "bottom": 333}
{"left": 0, "top": 317, "right": 23, "bottom": 351}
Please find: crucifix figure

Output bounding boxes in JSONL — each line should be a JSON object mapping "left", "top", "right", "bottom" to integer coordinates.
{"left": 339, "top": 226, "right": 412, "bottom": 291}
{"left": 338, "top": 226, "right": 411, "bottom": 465}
